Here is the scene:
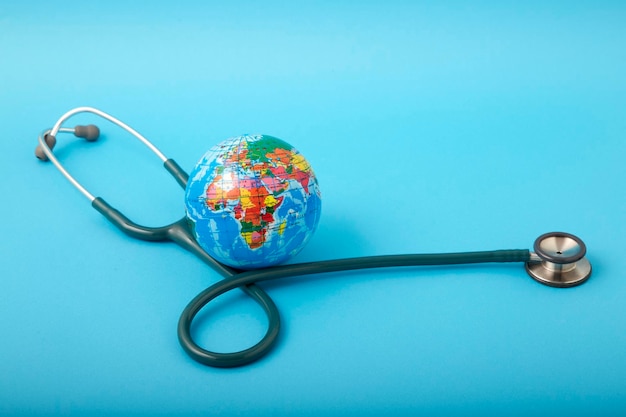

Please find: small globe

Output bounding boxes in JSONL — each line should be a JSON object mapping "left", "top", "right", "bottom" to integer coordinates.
{"left": 185, "top": 134, "right": 322, "bottom": 269}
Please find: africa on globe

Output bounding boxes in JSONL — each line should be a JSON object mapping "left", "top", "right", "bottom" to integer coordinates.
{"left": 185, "top": 134, "right": 322, "bottom": 269}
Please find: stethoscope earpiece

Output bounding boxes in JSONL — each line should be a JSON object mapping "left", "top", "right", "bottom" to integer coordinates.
{"left": 35, "top": 133, "right": 56, "bottom": 161}
{"left": 525, "top": 232, "right": 592, "bottom": 287}
{"left": 35, "top": 124, "right": 100, "bottom": 161}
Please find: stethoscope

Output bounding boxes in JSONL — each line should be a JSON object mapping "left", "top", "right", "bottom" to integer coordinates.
{"left": 36, "top": 107, "right": 593, "bottom": 368}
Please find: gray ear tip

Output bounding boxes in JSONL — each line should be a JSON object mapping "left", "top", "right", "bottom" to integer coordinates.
{"left": 74, "top": 124, "right": 100, "bottom": 141}
{"left": 35, "top": 145, "right": 48, "bottom": 160}
{"left": 35, "top": 134, "right": 56, "bottom": 161}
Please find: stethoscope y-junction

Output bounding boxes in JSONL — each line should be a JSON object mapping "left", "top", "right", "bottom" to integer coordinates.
{"left": 36, "top": 107, "right": 592, "bottom": 368}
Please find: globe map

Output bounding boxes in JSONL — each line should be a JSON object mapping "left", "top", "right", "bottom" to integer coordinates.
{"left": 185, "top": 134, "right": 322, "bottom": 269}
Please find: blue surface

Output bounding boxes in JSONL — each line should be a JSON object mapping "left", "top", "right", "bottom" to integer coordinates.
{"left": 1, "top": 1, "right": 625, "bottom": 415}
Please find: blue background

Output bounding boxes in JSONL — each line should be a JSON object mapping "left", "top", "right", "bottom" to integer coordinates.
{"left": 1, "top": 1, "right": 625, "bottom": 415}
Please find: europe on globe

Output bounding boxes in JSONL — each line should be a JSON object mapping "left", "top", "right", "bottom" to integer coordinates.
{"left": 185, "top": 134, "right": 322, "bottom": 269}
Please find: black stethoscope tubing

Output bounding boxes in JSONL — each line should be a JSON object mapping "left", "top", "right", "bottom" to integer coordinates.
{"left": 92, "top": 170, "right": 530, "bottom": 368}
{"left": 178, "top": 249, "right": 530, "bottom": 367}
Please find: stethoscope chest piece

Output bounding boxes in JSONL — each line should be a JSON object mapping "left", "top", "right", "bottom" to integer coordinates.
{"left": 526, "top": 232, "right": 592, "bottom": 288}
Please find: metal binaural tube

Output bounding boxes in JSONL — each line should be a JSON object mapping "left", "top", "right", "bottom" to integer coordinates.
{"left": 48, "top": 106, "right": 168, "bottom": 162}
{"left": 37, "top": 107, "right": 171, "bottom": 202}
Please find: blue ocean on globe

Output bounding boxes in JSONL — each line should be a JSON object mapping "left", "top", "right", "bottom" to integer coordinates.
{"left": 184, "top": 134, "right": 322, "bottom": 269}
